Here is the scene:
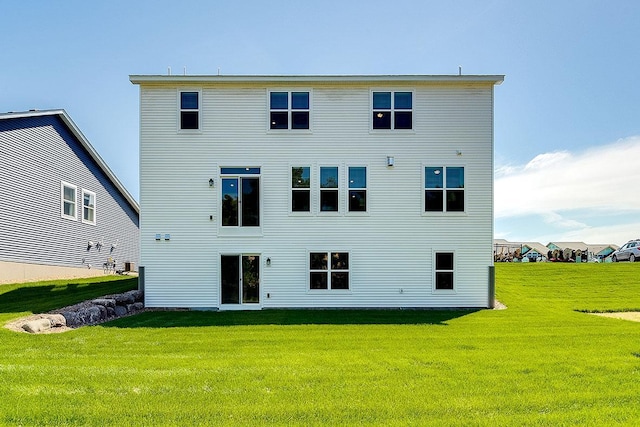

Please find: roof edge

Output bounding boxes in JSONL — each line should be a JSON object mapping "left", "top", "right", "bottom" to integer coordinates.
{"left": 0, "top": 109, "right": 139, "bottom": 215}
{"left": 130, "top": 74, "right": 504, "bottom": 85}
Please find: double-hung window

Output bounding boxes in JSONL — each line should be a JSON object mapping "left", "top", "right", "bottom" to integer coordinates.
{"left": 180, "top": 91, "right": 199, "bottom": 130}
{"left": 320, "top": 166, "right": 339, "bottom": 212}
{"left": 435, "top": 252, "right": 454, "bottom": 290}
{"left": 424, "top": 166, "right": 465, "bottom": 212}
{"left": 348, "top": 166, "right": 367, "bottom": 212}
{"left": 82, "top": 190, "right": 96, "bottom": 225}
{"left": 221, "top": 168, "right": 260, "bottom": 227}
{"left": 61, "top": 182, "right": 77, "bottom": 220}
{"left": 291, "top": 166, "right": 311, "bottom": 212}
{"left": 372, "top": 91, "right": 413, "bottom": 130}
{"left": 309, "top": 252, "right": 349, "bottom": 290}
{"left": 270, "top": 91, "right": 310, "bottom": 130}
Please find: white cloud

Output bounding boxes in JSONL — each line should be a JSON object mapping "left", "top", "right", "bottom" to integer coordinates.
{"left": 541, "top": 211, "right": 586, "bottom": 229}
{"left": 495, "top": 136, "right": 640, "bottom": 244}
{"left": 495, "top": 136, "right": 640, "bottom": 219}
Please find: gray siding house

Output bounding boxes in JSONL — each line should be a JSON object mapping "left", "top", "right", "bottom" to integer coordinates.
{"left": 0, "top": 110, "right": 139, "bottom": 284}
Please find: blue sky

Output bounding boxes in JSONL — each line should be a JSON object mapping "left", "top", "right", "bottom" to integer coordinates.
{"left": 3, "top": 1, "right": 639, "bottom": 246}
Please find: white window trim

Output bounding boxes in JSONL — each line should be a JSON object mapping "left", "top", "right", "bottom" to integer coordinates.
{"left": 60, "top": 181, "right": 77, "bottom": 221}
{"left": 346, "top": 164, "right": 369, "bottom": 215}
{"left": 307, "top": 250, "right": 351, "bottom": 292}
{"left": 218, "top": 167, "right": 263, "bottom": 236}
{"left": 82, "top": 189, "right": 96, "bottom": 225}
{"left": 370, "top": 89, "right": 415, "bottom": 132}
{"left": 433, "top": 250, "right": 457, "bottom": 293}
{"left": 422, "top": 163, "right": 467, "bottom": 216}
{"left": 318, "top": 164, "right": 341, "bottom": 215}
{"left": 289, "top": 165, "right": 312, "bottom": 216}
{"left": 177, "top": 89, "right": 202, "bottom": 133}
{"left": 267, "top": 89, "right": 312, "bottom": 132}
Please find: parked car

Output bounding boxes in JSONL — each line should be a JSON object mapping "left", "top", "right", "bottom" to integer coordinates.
{"left": 611, "top": 239, "right": 640, "bottom": 262}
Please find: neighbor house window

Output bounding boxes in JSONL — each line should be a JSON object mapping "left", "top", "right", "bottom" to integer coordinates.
{"left": 435, "top": 252, "right": 454, "bottom": 290}
{"left": 309, "top": 252, "right": 349, "bottom": 290}
{"left": 291, "top": 166, "right": 311, "bottom": 212}
{"left": 61, "top": 182, "right": 77, "bottom": 220}
{"left": 82, "top": 190, "right": 96, "bottom": 225}
{"left": 270, "top": 91, "right": 309, "bottom": 130}
{"left": 221, "top": 167, "right": 260, "bottom": 227}
{"left": 372, "top": 91, "right": 412, "bottom": 130}
{"left": 180, "top": 91, "right": 199, "bottom": 130}
{"left": 320, "top": 166, "right": 339, "bottom": 212}
{"left": 348, "top": 166, "right": 367, "bottom": 212}
{"left": 425, "top": 166, "right": 465, "bottom": 212}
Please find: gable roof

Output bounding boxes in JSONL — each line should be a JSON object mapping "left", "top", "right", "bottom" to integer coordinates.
{"left": 0, "top": 109, "right": 139, "bottom": 215}
{"left": 547, "top": 242, "right": 589, "bottom": 251}
{"left": 521, "top": 242, "right": 550, "bottom": 256}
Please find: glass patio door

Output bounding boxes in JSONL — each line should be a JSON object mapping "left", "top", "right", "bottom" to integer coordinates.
{"left": 221, "top": 255, "right": 260, "bottom": 305}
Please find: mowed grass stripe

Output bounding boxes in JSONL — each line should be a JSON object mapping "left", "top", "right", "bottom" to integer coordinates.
{"left": 1, "top": 264, "right": 639, "bottom": 425}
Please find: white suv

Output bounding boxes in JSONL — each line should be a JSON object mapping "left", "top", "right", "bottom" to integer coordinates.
{"left": 612, "top": 239, "right": 640, "bottom": 262}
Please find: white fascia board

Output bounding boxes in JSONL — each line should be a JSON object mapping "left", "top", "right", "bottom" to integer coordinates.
{"left": 130, "top": 74, "right": 504, "bottom": 86}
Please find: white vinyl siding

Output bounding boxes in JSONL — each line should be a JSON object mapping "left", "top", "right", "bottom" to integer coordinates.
{"left": 137, "top": 79, "right": 497, "bottom": 309}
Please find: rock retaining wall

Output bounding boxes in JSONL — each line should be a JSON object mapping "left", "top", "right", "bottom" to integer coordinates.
{"left": 14, "top": 290, "right": 144, "bottom": 333}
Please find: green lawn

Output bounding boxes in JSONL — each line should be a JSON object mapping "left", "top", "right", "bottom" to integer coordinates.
{"left": 1, "top": 264, "right": 639, "bottom": 426}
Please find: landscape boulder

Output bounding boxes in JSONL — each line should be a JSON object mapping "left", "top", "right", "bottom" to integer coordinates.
{"left": 22, "top": 318, "right": 52, "bottom": 333}
{"left": 114, "top": 293, "right": 135, "bottom": 305}
{"left": 114, "top": 305, "right": 128, "bottom": 317}
{"left": 47, "top": 314, "right": 66, "bottom": 327}
{"left": 62, "top": 311, "right": 80, "bottom": 327}
{"left": 92, "top": 298, "right": 116, "bottom": 308}
{"left": 76, "top": 306, "right": 104, "bottom": 325}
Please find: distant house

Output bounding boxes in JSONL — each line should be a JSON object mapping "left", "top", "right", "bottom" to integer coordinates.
{"left": 493, "top": 239, "right": 619, "bottom": 263}
{"left": 0, "top": 110, "right": 139, "bottom": 284}
{"left": 587, "top": 244, "right": 618, "bottom": 260}
{"left": 521, "top": 242, "right": 550, "bottom": 261}
{"left": 131, "top": 73, "right": 503, "bottom": 310}
{"left": 546, "top": 242, "right": 618, "bottom": 261}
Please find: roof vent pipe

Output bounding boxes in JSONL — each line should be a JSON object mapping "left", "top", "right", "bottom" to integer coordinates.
{"left": 167, "top": 66, "right": 171, "bottom": 76}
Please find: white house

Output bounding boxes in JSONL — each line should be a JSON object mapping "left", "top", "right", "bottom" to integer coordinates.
{"left": 130, "top": 74, "right": 503, "bottom": 309}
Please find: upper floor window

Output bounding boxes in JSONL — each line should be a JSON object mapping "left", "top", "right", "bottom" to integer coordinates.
{"left": 424, "top": 166, "right": 465, "bottom": 212}
{"left": 82, "top": 190, "right": 96, "bottom": 225}
{"left": 221, "top": 167, "right": 260, "bottom": 227}
{"left": 270, "top": 91, "right": 309, "bottom": 130}
{"left": 291, "top": 166, "right": 311, "bottom": 212}
{"left": 372, "top": 91, "right": 413, "bottom": 130}
{"left": 348, "top": 166, "right": 367, "bottom": 212}
{"left": 320, "top": 166, "right": 339, "bottom": 212}
{"left": 180, "top": 91, "right": 199, "bottom": 130}
{"left": 61, "top": 182, "right": 77, "bottom": 220}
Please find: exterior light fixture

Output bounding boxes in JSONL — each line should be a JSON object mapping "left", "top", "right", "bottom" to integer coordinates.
{"left": 266, "top": 257, "right": 271, "bottom": 266}
{"left": 387, "top": 156, "right": 394, "bottom": 167}
{"left": 209, "top": 178, "right": 215, "bottom": 187}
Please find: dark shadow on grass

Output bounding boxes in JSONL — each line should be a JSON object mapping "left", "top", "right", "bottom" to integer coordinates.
{"left": 0, "top": 278, "right": 138, "bottom": 314}
{"left": 102, "top": 308, "right": 480, "bottom": 328}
